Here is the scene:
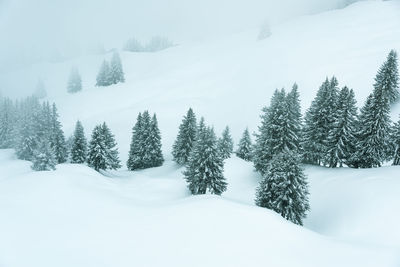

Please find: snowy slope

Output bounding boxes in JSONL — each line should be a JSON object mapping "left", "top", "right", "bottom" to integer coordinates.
{"left": 1, "top": 1, "right": 400, "bottom": 266}
{"left": 0, "top": 150, "right": 399, "bottom": 267}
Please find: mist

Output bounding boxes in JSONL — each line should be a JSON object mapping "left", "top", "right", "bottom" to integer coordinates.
{"left": 0, "top": 0, "right": 359, "bottom": 72}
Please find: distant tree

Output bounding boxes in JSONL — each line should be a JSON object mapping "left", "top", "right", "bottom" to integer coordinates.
{"left": 50, "top": 104, "right": 67, "bottom": 164}
{"left": 374, "top": 50, "right": 399, "bottom": 104}
{"left": 255, "top": 151, "right": 310, "bottom": 226}
{"left": 31, "top": 139, "right": 56, "bottom": 171}
{"left": 144, "top": 36, "right": 174, "bottom": 52}
{"left": 0, "top": 97, "right": 15, "bottom": 148}
{"left": 184, "top": 126, "right": 227, "bottom": 195}
{"left": 218, "top": 126, "right": 234, "bottom": 160}
{"left": 392, "top": 116, "right": 400, "bottom": 166}
{"left": 34, "top": 79, "right": 47, "bottom": 99}
{"left": 109, "top": 52, "right": 125, "bottom": 85}
{"left": 325, "top": 87, "right": 358, "bottom": 167}
{"left": 96, "top": 60, "right": 111, "bottom": 87}
{"left": 236, "top": 128, "right": 252, "bottom": 161}
{"left": 123, "top": 37, "right": 144, "bottom": 52}
{"left": 257, "top": 21, "right": 271, "bottom": 41}
{"left": 70, "top": 120, "right": 87, "bottom": 164}
{"left": 67, "top": 67, "right": 82, "bottom": 93}
{"left": 172, "top": 108, "right": 197, "bottom": 165}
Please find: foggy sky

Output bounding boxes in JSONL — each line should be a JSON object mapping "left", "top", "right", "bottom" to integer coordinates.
{"left": 0, "top": 0, "right": 357, "bottom": 71}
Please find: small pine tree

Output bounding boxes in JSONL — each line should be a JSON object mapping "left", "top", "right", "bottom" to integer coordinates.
{"left": 184, "top": 126, "right": 227, "bottom": 195}
{"left": 218, "top": 126, "right": 234, "bottom": 160}
{"left": 236, "top": 128, "right": 252, "bottom": 161}
{"left": 172, "top": 108, "right": 197, "bottom": 165}
{"left": 374, "top": 50, "right": 399, "bottom": 104}
{"left": 67, "top": 67, "right": 82, "bottom": 93}
{"left": 109, "top": 52, "right": 125, "bottom": 84}
{"left": 96, "top": 60, "right": 111, "bottom": 87}
{"left": 87, "top": 125, "right": 107, "bottom": 171}
{"left": 31, "top": 139, "right": 56, "bottom": 171}
{"left": 70, "top": 120, "right": 87, "bottom": 164}
{"left": 255, "top": 152, "right": 310, "bottom": 225}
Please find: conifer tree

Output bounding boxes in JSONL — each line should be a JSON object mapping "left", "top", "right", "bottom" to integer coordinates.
{"left": 147, "top": 114, "right": 164, "bottom": 167}
{"left": 67, "top": 67, "right": 82, "bottom": 93}
{"left": 172, "top": 108, "right": 197, "bottom": 165}
{"left": 87, "top": 125, "right": 107, "bottom": 171}
{"left": 70, "top": 120, "right": 87, "bottom": 164}
{"left": 325, "top": 87, "right": 358, "bottom": 167}
{"left": 218, "top": 126, "right": 234, "bottom": 160}
{"left": 101, "top": 122, "right": 121, "bottom": 170}
{"left": 302, "top": 77, "right": 338, "bottom": 165}
{"left": 184, "top": 126, "right": 227, "bottom": 195}
{"left": 109, "top": 52, "right": 125, "bottom": 84}
{"left": 0, "top": 97, "right": 15, "bottom": 148}
{"left": 96, "top": 60, "right": 111, "bottom": 87}
{"left": 139, "top": 111, "right": 152, "bottom": 168}
{"left": 236, "top": 128, "right": 252, "bottom": 161}
{"left": 127, "top": 112, "right": 144, "bottom": 170}
{"left": 255, "top": 151, "right": 310, "bottom": 225}
{"left": 31, "top": 139, "right": 56, "bottom": 171}
{"left": 392, "top": 116, "right": 400, "bottom": 166}
{"left": 374, "top": 50, "right": 399, "bottom": 104}
{"left": 50, "top": 104, "right": 67, "bottom": 164}
{"left": 286, "top": 83, "right": 302, "bottom": 153}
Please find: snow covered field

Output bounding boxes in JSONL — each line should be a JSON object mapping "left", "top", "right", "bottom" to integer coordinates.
{"left": 1, "top": 1, "right": 400, "bottom": 266}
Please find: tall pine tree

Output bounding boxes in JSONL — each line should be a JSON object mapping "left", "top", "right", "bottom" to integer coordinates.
{"left": 70, "top": 120, "right": 87, "bottom": 164}
{"left": 172, "top": 108, "right": 197, "bottom": 165}
{"left": 96, "top": 60, "right": 111, "bottom": 87}
{"left": 50, "top": 104, "right": 68, "bottom": 164}
{"left": 374, "top": 50, "right": 399, "bottom": 104}
{"left": 127, "top": 112, "right": 144, "bottom": 170}
{"left": 109, "top": 52, "right": 125, "bottom": 84}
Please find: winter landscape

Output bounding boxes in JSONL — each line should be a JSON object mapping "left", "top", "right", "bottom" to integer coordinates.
{"left": 1, "top": 0, "right": 400, "bottom": 266}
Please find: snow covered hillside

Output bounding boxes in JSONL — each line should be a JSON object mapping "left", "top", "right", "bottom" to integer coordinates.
{"left": 1, "top": 1, "right": 400, "bottom": 266}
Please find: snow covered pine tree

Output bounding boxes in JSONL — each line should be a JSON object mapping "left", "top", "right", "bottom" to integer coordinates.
{"left": 172, "top": 108, "right": 197, "bottom": 165}
{"left": 236, "top": 128, "right": 252, "bottom": 161}
{"left": 218, "top": 126, "right": 234, "bottom": 160}
{"left": 70, "top": 120, "right": 87, "bottom": 163}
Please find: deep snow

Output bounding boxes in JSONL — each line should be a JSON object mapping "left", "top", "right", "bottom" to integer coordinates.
{"left": 1, "top": 1, "right": 400, "bottom": 266}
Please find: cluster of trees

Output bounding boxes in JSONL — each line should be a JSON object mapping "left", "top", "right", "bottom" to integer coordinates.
{"left": 96, "top": 52, "right": 125, "bottom": 87}
{"left": 123, "top": 36, "right": 174, "bottom": 53}
{"left": 0, "top": 96, "right": 67, "bottom": 171}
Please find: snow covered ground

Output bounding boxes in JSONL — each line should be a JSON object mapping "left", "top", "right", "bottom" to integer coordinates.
{"left": 1, "top": 1, "right": 400, "bottom": 266}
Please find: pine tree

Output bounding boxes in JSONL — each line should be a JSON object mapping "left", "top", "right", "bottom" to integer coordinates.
{"left": 325, "top": 87, "right": 358, "bottom": 167}
{"left": 101, "top": 122, "right": 121, "bottom": 170}
{"left": 67, "top": 67, "right": 82, "bottom": 93}
{"left": 218, "top": 126, "right": 234, "bottom": 160}
{"left": 392, "top": 116, "right": 400, "bottom": 166}
{"left": 286, "top": 83, "right": 302, "bottom": 154}
{"left": 70, "top": 120, "right": 87, "bottom": 163}
{"left": 127, "top": 112, "right": 144, "bottom": 170}
{"left": 374, "top": 50, "right": 399, "bottom": 104}
{"left": 31, "top": 139, "right": 56, "bottom": 171}
{"left": 147, "top": 114, "right": 164, "bottom": 167}
{"left": 354, "top": 90, "right": 392, "bottom": 168}
{"left": 50, "top": 104, "right": 67, "bottom": 164}
{"left": 96, "top": 60, "right": 111, "bottom": 87}
{"left": 302, "top": 77, "right": 338, "bottom": 165}
{"left": 139, "top": 111, "right": 152, "bottom": 168}
{"left": 34, "top": 79, "right": 47, "bottom": 99}
{"left": 87, "top": 125, "right": 107, "bottom": 171}
{"left": 109, "top": 52, "right": 125, "bottom": 84}
{"left": 184, "top": 126, "right": 227, "bottom": 195}
{"left": 255, "top": 151, "right": 310, "bottom": 225}
{"left": 236, "top": 128, "right": 252, "bottom": 161}
{"left": 172, "top": 108, "right": 197, "bottom": 165}
{"left": 0, "top": 97, "right": 15, "bottom": 148}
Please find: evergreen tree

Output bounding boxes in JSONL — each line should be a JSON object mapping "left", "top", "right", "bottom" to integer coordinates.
{"left": 34, "top": 79, "right": 47, "bottom": 99}
{"left": 236, "top": 128, "right": 252, "bottom": 161}
{"left": 70, "top": 120, "right": 87, "bottom": 163}
{"left": 67, "top": 67, "right": 82, "bottom": 93}
{"left": 147, "top": 114, "right": 164, "bottom": 167}
{"left": 101, "top": 122, "right": 121, "bottom": 170}
{"left": 96, "top": 60, "right": 111, "bottom": 87}
{"left": 184, "top": 126, "right": 227, "bottom": 195}
{"left": 374, "top": 50, "right": 399, "bottom": 104}
{"left": 354, "top": 91, "right": 392, "bottom": 168}
{"left": 392, "top": 116, "right": 400, "bottom": 166}
{"left": 325, "top": 87, "right": 358, "bottom": 167}
{"left": 50, "top": 104, "right": 67, "bottom": 164}
{"left": 172, "top": 108, "right": 197, "bottom": 165}
{"left": 31, "top": 139, "right": 56, "bottom": 171}
{"left": 218, "top": 126, "right": 234, "bottom": 160}
{"left": 139, "top": 111, "right": 152, "bottom": 168}
{"left": 255, "top": 151, "right": 310, "bottom": 226}
{"left": 286, "top": 83, "right": 302, "bottom": 153}
{"left": 127, "top": 112, "right": 144, "bottom": 170}
{"left": 302, "top": 77, "right": 338, "bottom": 165}
{"left": 109, "top": 52, "right": 125, "bottom": 84}
{"left": 87, "top": 125, "right": 107, "bottom": 171}
{"left": 0, "top": 97, "right": 15, "bottom": 148}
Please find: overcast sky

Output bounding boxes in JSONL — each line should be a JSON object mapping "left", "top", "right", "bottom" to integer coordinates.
{"left": 0, "top": 0, "right": 356, "bottom": 70}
